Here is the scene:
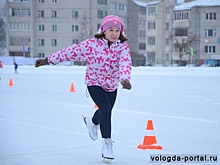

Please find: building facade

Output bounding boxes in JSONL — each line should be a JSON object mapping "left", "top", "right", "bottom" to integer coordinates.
{"left": 6, "top": 0, "right": 128, "bottom": 59}
{"left": 173, "top": 0, "right": 220, "bottom": 66}
{"left": 6, "top": 0, "right": 220, "bottom": 66}
{"left": 127, "top": 0, "right": 148, "bottom": 66}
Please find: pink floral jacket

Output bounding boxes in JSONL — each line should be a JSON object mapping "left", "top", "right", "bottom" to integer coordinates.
{"left": 48, "top": 38, "right": 132, "bottom": 92}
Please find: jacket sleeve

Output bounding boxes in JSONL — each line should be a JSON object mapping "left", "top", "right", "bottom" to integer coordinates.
{"left": 48, "top": 39, "right": 94, "bottom": 65}
{"left": 119, "top": 43, "right": 132, "bottom": 82}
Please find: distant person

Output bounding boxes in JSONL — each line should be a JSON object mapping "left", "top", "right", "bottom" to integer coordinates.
{"left": 216, "top": 60, "right": 220, "bottom": 67}
{"left": 0, "top": 61, "right": 3, "bottom": 68}
{"left": 35, "top": 15, "right": 132, "bottom": 161}
{"left": 14, "top": 61, "right": 18, "bottom": 74}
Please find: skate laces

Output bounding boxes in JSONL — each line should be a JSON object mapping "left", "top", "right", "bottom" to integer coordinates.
{"left": 105, "top": 138, "right": 115, "bottom": 153}
{"left": 92, "top": 125, "right": 98, "bottom": 135}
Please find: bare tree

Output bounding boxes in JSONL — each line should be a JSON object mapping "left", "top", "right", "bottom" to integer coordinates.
{"left": 80, "top": 11, "right": 90, "bottom": 42}
{"left": 169, "top": 27, "right": 198, "bottom": 66}
{"left": 74, "top": 12, "right": 90, "bottom": 66}
{"left": 0, "top": 1, "right": 6, "bottom": 18}
{"left": 0, "top": 2, "right": 6, "bottom": 56}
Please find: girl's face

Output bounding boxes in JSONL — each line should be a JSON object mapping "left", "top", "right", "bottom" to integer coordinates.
{"left": 104, "top": 27, "right": 120, "bottom": 42}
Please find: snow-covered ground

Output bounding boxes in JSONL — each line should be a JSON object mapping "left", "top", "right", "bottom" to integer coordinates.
{"left": 0, "top": 65, "right": 220, "bottom": 165}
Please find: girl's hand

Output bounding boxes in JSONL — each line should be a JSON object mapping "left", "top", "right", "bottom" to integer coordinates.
{"left": 121, "top": 80, "right": 132, "bottom": 90}
{"left": 35, "top": 57, "right": 49, "bottom": 67}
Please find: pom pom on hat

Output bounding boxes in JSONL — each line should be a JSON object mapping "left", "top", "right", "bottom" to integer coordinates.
{"left": 100, "top": 15, "right": 124, "bottom": 33}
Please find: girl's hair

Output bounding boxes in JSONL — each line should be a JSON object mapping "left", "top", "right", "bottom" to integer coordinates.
{"left": 94, "top": 32, "right": 128, "bottom": 43}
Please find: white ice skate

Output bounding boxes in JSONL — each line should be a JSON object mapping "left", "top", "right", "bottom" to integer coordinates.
{"left": 102, "top": 138, "right": 114, "bottom": 163}
{"left": 83, "top": 116, "right": 98, "bottom": 141}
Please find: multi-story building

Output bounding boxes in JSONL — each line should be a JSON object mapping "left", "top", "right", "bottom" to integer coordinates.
{"left": 145, "top": 0, "right": 164, "bottom": 66}
{"left": 127, "top": 0, "right": 147, "bottom": 56}
{"left": 173, "top": 0, "right": 220, "bottom": 66}
{"left": 145, "top": 0, "right": 183, "bottom": 66}
{"left": 127, "top": 0, "right": 148, "bottom": 66}
{"left": 145, "top": 0, "right": 220, "bottom": 66}
{"left": 6, "top": 0, "right": 219, "bottom": 66}
{"left": 6, "top": 0, "right": 149, "bottom": 66}
{"left": 6, "top": 0, "right": 128, "bottom": 59}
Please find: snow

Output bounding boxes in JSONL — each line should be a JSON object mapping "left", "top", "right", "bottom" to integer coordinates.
{"left": 132, "top": 0, "right": 148, "bottom": 7}
{"left": 0, "top": 65, "right": 220, "bottom": 165}
{"left": 174, "top": 0, "right": 220, "bottom": 11}
{"left": 146, "top": 0, "right": 162, "bottom": 6}
{"left": 132, "top": 0, "right": 162, "bottom": 7}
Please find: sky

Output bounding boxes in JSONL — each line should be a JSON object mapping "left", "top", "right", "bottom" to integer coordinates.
{"left": 0, "top": 65, "right": 220, "bottom": 165}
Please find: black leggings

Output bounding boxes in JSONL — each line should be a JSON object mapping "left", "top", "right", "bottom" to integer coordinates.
{"left": 87, "top": 86, "right": 117, "bottom": 139}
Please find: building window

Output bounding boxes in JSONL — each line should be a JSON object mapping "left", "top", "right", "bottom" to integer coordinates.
{"left": 52, "top": 11, "right": 57, "bottom": 18}
{"left": 166, "top": 22, "right": 169, "bottom": 30}
{"left": 148, "top": 37, "right": 155, "bottom": 45}
{"left": 38, "top": 39, "right": 45, "bottom": 46}
{"left": 205, "top": 46, "right": 216, "bottom": 53}
{"left": 147, "top": 6, "right": 156, "bottom": 15}
{"left": 174, "top": 12, "right": 189, "bottom": 20}
{"left": 97, "top": 10, "right": 107, "bottom": 19}
{"left": 147, "top": 52, "right": 155, "bottom": 64}
{"left": 72, "top": 11, "right": 79, "bottom": 18}
{"left": 148, "top": 21, "right": 156, "bottom": 30}
{"left": 38, "top": 0, "right": 44, "bottom": 3}
{"left": 139, "top": 30, "right": 146, "bottom": 38}
{"left": 110, "top": 2, "right": 116, "bottom": 10}
{"left": 9, "top": 22, "right": 30, "bottom": 31}
{"left": 52, "top": 0, "right": 57, "bottom": 3}
{"left": 174, "top": 45, "right": 179, "bottom": 52}
{"left": 139, "top": 18, "right": 146, "bottom": 26}
{"left": 166, "top": 7, "right": 170, "bottom": 14}
{"left": 118, "top": 4, "right": 126, "bottom": 12}
{"left": 205, "top": 29, "right": 216, "bottom": 37}
{"left": 182, "top": 12, "right": 188, "bottom": 19}
{"left": 38, "top": 25, "right": 45, "bottom": 31}
{"left": 166, "top": 38, "right": 169, "bottom": 46}
{"left": 97, "top": 0, "right": 107, "bottom": 5}
{"left": 52, "top": 25, "right": 57, "bottom": 32}
{"left": 13, "top": 0, "right": 30, "bottom": 2}
{"left": 72, "top": 39, "right": 79, "bottom": 44}
{"left": 174, "top": 28, "right": 188, "bottom": 36}
{"left": 206, "top": 13, "right": 216, "bottom": 20}
{"left": 72, "top": 25, "right": 79, "bottom": 32}
{"left": 38, "top": 53, "right": 45, "bottom": 58}
{"left": 175, "top": 12, "right": 181, "bottom": 20}
{"left": 139, "top": 43, "right": 146, "bottom": 50}
{"left": 165, "top": 54, "right": 169, "bottom": 61}
{"left": 38, "top": 10, "right": 44, "bottom": 18}
{"left": 174, "top": 12, "right": 188, "bottom": 20}
{"left": 52, "top": 39, "right": 57, "bottom": 46}
{"left": 11, "top": 9, "right": 30, "bottom": 16}
{"left": 139, "top": 6, "right": 146, "bottom": 15}
{"left": 174, "top": 44, "right": 187, "bottom": 53}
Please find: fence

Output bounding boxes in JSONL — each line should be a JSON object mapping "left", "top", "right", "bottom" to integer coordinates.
{"left": 0, "top": 56, "right": 218, "bottom": 67}
{"left": 0, "top": 56, "right": 72, "bottom": 66}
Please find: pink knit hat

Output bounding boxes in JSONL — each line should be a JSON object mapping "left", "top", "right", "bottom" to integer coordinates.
{"left": 100, "top": 15, "right": 124, "bottom": 33}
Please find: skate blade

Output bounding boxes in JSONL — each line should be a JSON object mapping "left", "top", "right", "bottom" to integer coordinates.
{"left": 102, "top": 158, "right": 113, "bottom": 164}
{"left": 82, "top": 114, "right": 86, "bottom": 124}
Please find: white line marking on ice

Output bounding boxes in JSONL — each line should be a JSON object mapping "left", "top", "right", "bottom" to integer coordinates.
{"left": 0, "top": 118, "right": 87, "bottom": 136}
{"left": 1, "top": 95, "right": 219, "bottom": 124}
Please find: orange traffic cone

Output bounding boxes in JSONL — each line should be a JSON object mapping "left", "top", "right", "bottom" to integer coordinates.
{"left": 69, "top": 83, "right": 75, "bottom": 92}
{"left": 93, "top": 104, "right": 98, "bottom": 109}
{"left": 8, "top": 78, "right": 14, "bottom": 86}
{"left": 137, "top": 120, "right": 162, "bottom": 150}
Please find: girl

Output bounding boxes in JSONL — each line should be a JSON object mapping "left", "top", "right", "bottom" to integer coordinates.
{"left": 35, "top": 15, "right": 132, "bottom": 160}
